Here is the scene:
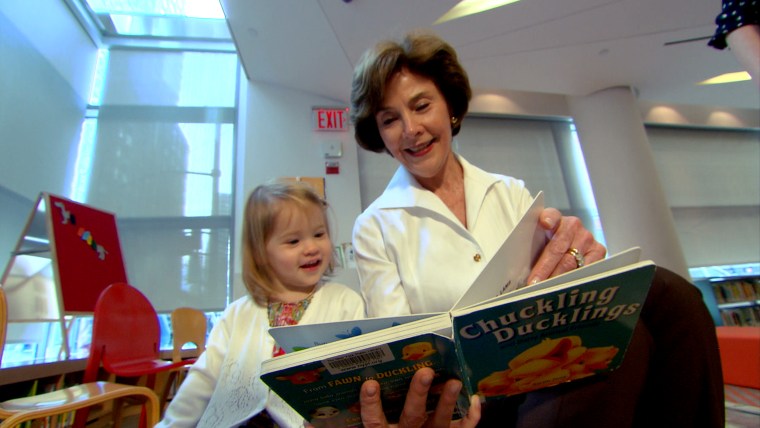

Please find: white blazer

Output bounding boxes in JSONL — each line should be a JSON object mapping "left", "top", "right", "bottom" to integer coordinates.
{"left": 352, "top": 155, "right": 533, "bottom": 317}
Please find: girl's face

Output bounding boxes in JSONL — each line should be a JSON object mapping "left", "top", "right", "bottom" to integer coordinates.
{"left": 375, "top": 68, "right": 454, "bottom": 184}
{"left": 265, "top": 202, "right": 332, "bottom": 300}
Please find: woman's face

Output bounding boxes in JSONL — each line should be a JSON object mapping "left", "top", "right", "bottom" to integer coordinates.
{"left": 375, "top": 68, "right": 453, "bottom": 183}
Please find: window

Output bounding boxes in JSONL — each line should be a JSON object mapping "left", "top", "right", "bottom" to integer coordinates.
{"left": 79, "top": 48, "right": 238, "bottom": 312}
{"left": 65, "top": 0, "right": 230, "bottom": 46}
{"left": 1, "top": 0, "right": 238, "bottom": 366}
{"left": 67, "top": 0, "right": 239, "bottom": 312}
{"left": 647, "top": 125, "right": 760, "bottom": 270}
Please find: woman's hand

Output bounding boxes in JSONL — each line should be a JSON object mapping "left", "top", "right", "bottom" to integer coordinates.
{"left": 359, "top": 368, "right": 481, "bottom": 428}
{"left": 527, "top": 208, "right": 607, "bottom": 285}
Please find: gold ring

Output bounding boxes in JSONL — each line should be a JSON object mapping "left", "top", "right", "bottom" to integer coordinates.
{"left": 567, "top": 248, "right": 585, "bottom": 268}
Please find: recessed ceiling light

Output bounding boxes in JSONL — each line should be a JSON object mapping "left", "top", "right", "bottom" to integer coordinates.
{"left": 434, "top": 0, "right": 521, "bottom": 25}
{"left": 698, "top": 72, "right": 752, "bottom": 85}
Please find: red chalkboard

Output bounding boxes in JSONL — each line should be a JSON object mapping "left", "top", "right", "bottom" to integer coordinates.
{"left": 47, "top": 194, "right": 128, "bottom": 313}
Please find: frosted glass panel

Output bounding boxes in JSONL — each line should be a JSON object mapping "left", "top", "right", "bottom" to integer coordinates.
{"left": 119, "top": 220, "right": 230, "bottom": 311}
{"left": 674, "top": 206, "right": 760, "bottom": 267}
{"left": 76, "top": 48, "right": 238, "bottom": 310}
{"left": 85, "top": 115, "right": 189, "bottom": 217}
{"left": 103, "top": 50, "right": 237, "bottom": 107}
{"left": 455, "top": 117, "right": 570, "bottom": 210}
{"left": 648, "top": 126, "right": 760, "bottom": 267}
{"left": 649, "top": 127, "right": 760, "bottom": 207}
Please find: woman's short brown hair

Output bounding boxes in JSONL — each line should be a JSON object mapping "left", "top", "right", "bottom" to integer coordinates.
{"left": 350, "top": 30, "right": 472, "bottom": 153}
{"left": 241, "top": 181, "right": 331, "bottom": 306}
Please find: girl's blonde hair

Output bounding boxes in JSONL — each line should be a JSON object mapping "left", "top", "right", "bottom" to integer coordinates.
{"left": 241, "top": 181, "right": 332, "bottom": 306}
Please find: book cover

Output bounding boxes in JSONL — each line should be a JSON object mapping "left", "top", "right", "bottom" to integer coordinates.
{"left": 262, "top": 329, "right": 461, "bottom": 427}
{"left": 261, "top": 259, "right": 656, "bottom": 424}
{"left": 452, "top": 260, "right": 656, "bottom": 400}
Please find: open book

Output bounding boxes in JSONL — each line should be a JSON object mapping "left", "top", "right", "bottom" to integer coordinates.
{"left": 260, "top": 194, "right": 654, "bottom": 427}
{"left": 267, "top": 191, "right": 547, "bottom": 354}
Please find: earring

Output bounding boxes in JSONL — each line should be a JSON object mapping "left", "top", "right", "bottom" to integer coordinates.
{"left": 451, "top": 116, "right": 457, "bottom": 125}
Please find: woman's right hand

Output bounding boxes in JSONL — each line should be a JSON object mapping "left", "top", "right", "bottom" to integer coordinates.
{"left": 527, "top": 208, "right": 607, "bottom": 285}
{"left": 359, "top": 367, "right": 481, "bottom": 428}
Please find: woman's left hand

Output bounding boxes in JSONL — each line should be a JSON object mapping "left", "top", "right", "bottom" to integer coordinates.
{"left": 359, "top": 368, "right": 481, "bottom": 428}
{"left": 527, "top": 207, "right": 607, "bottom": 285}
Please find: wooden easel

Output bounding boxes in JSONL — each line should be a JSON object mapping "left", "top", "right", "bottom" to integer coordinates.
{"left": 0, "top": 192, "right": 128, "bottom": 360}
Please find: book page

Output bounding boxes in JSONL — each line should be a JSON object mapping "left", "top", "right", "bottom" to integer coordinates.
{"left": 470, "top": 247, "right": 643, "bottom": 309}
{"left": 261, "top": 314, "right": 452, "bottom": 373}
{"left": 451, "top": 192, "right": 545, "bottom": 310}
{"left": 453, "top": 259, "right": 654, "bottom": 315}
{"left": 269, "top": 313, "right": 437, "bottom": 353}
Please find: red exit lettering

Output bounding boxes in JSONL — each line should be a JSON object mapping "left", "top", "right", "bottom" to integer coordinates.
{"left": 313, "top": 108, "right": 348, "bottom": 131}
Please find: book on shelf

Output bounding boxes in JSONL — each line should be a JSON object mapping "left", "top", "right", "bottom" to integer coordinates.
{"left": 260, "top": 193, "right": 654, "bottom": 427}
{"left": 711, "top": 278, "right": 760, "bottom": 304}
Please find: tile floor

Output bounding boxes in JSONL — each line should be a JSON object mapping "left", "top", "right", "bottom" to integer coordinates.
{"left": 725, "top": 385, "right": 760, "bottom": 428}
{"left": 119, "top": 386, "right": 760, "bottom": 428}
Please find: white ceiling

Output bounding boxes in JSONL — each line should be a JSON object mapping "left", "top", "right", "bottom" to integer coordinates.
{"left": 220, "top": 0, "right": 760, "bottom": 111}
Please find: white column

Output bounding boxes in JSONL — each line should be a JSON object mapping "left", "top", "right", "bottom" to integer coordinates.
{"left": 568, "top": 86, "right": 690, "bottom": 279}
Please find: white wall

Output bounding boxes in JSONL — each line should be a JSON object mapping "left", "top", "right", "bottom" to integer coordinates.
{"left": 0, "top": 1, "right": 97, "bottom": 202}
{"left": 0, "top": 0, "right": 97, "bottom": 103}
{"left": 233, "top": 81, "right": 363, "bottom": 299}
{"left": 0, "top": 2, "right": 98, "bottom": 273}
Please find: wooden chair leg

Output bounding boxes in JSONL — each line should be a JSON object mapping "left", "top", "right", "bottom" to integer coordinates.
{"left": 160, "top": 371, "right": 179, "bottom": 411}
{"left": 112, "top": 397, "right": 124, "bottom": 428}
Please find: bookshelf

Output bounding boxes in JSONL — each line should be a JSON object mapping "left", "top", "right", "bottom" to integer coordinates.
{"left": 709, "top": 276, "right": 760, "bottom": 327}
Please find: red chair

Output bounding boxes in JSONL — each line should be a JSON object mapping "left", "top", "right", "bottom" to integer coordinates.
{"left": 0, "top": 286, "right": 161, "bottom": 428}
{"left": 74, "top": 282, "right": 192, "bottom": 428}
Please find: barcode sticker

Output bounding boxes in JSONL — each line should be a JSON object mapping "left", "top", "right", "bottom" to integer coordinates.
{"left": 322, "top": 345, "right": 395, "bottom": 375}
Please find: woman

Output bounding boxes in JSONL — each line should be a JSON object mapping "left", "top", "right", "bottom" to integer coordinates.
{"left": 350, "top": 31, "right": 605, "bottom": 318}
{"left": 351, "top": 31, "right": 724, "bottom": 428}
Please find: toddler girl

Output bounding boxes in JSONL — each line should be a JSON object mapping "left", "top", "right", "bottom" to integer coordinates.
{"left": 157, "top": 181, "right": 365, "bottom": 427}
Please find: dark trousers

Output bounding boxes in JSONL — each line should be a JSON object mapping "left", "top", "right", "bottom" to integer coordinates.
{"left": 477, "top": 267, "right": 725, "bottom": 428}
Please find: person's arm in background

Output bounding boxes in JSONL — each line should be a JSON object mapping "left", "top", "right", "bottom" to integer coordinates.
{"left": 708, "top": 0, "right": 760, "bottom": 85}
{"left": 727, "top": 24, "right": 760, "bottom": 83}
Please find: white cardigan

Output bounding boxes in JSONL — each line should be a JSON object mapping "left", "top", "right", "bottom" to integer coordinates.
{"left": 352, "top": 155, "right": 533, "bottom": 317}
{"left": 157, "top": 282, "right": 365, "bottom": 428}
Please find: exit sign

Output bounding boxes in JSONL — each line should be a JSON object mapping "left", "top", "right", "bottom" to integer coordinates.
{"left": 312, "top": 107, "right": 349, "bottom": 131}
